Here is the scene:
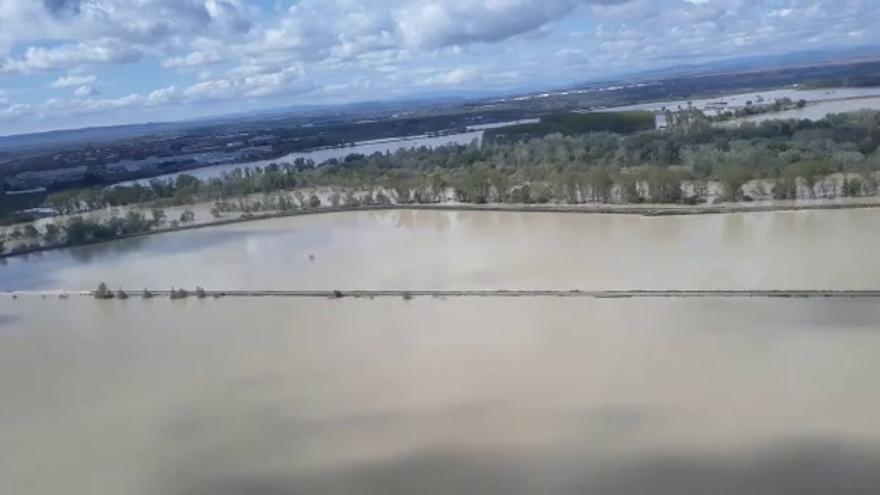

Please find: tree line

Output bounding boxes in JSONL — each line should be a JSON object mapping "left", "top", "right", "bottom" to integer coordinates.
{"left": 45, "top": 110, "right": 880, "bottom": 207}
{"left": 4, "top": 109, "right": 880, "bottom": 255}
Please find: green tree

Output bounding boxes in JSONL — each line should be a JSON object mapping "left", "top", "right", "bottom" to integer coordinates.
{"left": 792, "top": 160, "right": 831, "bottom": 199}
{"left": 642, "top": 166, "right": 683, "bottom": 203}
{"left": 43, "top": 223, "right": 61, "bottom": 245}
{"left": 23, "top": 224, "right": 39, "bottom": 239}
{"left": 717, "top": 164, "right": 752, "bottom": 201}
{"left": 427, "top": 170, "right": 448, "bottom": 200}
{"left": 615, "top": 172, "right": 642, "bottom": 203}
{"left": 555, "top": 169, "right": 580, "bottom": 204}
{"left": 94, "top": 282, "right": 113, "bottom": 299}
{"left": 489, "top": 169, "right": 511, "bottom": 202}
{"left": 151, "top": 208, "right": 166, "bottom": 225}
{"left": 586, "top": 167, "right": 613, "bottom": 203}
{"left": 454, "top": 166, "right": 491, "bottom": 203}
{"left": 841, "top": 176, "right": 863, "bottom": 197}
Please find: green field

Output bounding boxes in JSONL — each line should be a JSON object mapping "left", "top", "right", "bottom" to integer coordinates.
{"left": 485, "top": 111, "right": 655, "bottom": 140}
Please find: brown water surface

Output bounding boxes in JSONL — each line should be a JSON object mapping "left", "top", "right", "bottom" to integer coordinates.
{"left": 2, "top": 296, "right": 880, "bottom": 494}
{"left": 2, "top": 209, "right": 880, "bottom": 291}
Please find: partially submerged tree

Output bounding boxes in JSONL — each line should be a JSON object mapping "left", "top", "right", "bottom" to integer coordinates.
{"left": 93, "top": 282, "right": 114, "bottom": 299}
{"left": 151, "top": 208, "right": 166, "bottom": 226}
{"left": 717, "top": 164, "right": 752, "bottom": 201}
{"left": 170, "top": 287, "right": 189, "bottom": 300}
{"left": 179, "top": 210, "right": 196, "bottom": 223}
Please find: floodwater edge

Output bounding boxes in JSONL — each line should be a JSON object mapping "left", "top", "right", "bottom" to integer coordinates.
{"left": 4, "top": 200, "right": 880, "bottom": 261}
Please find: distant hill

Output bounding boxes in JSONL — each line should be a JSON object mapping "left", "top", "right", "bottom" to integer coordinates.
{"left": 0, "top": 122, "right": 187, "bottom": 152}
{"left": 579, "top": 45, "right": 880, "bottom": 87}
{"left": 4, "top": 44, "right": 880, "bottom": 153}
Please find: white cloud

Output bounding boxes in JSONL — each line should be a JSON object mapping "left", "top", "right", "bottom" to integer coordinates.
{"left": 50, "top": 73, "right": 97, "bottom": 88}
{"left": 163, "top": 51, "right": 223, "bottom": 69}
{"left": 73, "top": 85, "right": 99, "bottom": 97}
{"left": 0, "top": 39, "right": 139, "bottom": 75}
{"left": 422, "top": 67, "right": 480, "bottom": 86}
{"left": 147, "top": 86, "right": 180, "bottom": 105}
{"left": 0, "top": 102, "right": 31, "bottom": 118}
{"left": 394, "top": 0, "right": 583, "bottom": 49}
{"left": 183, "top": 66, "right": 316, "bottom": 101}
{"left": 4, "top": 0, "right": 880, "bottom": 134}
{"left": 162, "top": 37, "right": 228, "bottom": 69}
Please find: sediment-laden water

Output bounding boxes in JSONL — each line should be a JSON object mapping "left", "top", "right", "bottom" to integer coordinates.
{"left": 3, "top": 209, "right": 880, "bottom": 494}
{"left": 2, "top": 296, "right": 880, "bottom": 495}
{"left": 3, "top": 209, "right": 880, "bottom": 291}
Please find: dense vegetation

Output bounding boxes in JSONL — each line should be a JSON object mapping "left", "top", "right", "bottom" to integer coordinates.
{"left": 485, "top": 111, "right": 656, "bottom": 139}
{"left": 46, "top": 109, "right": 880, "bottom": 207}
{"left": 3, "top": 109, "right": 880, "bottom": 256}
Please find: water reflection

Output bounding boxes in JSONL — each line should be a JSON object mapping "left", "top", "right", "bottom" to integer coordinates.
{"left": 66, "top": 235, "right": 150, "bottom": 263}
{"left": 0, "top": 313, "right": 17, "bottom": 330}
{"left": 2, "top": 297, "right": 880, "bottom": 495}
{"left": 4, "top": 209, "right": 880, "bottom": 291}
{"left": 720, "top": 213, "right": 745, "bottom": 243}
{"left": 166, "top": 440, "right": 880, "bottom": 495}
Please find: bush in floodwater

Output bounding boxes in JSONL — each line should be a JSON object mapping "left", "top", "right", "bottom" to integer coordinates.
{"left": 402, "top": 292, "right": 413, "bottom": 301}
{"left": 170, "top": 288, "right": 189, "bottom": 300}
{"left": 142, "top": 289, "right": 153, "bottom": 299}
{"left": 116, "top": 288, "right": 128, "bottom": 300}
{"left": 196, "top": 286, "right": 207, "bottom": 299}
{"left": 93, "top": 282, "right": 114, "bottom": 299}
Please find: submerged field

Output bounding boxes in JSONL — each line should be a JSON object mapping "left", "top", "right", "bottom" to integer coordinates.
{"left": 3, "top": 209, "right": 880, "bottom": 495}
{"left": 2, "top": 296, "right": 880, "bottom": 495}
{"left": 3, "top": 209, "right": 880, "bottom": 292}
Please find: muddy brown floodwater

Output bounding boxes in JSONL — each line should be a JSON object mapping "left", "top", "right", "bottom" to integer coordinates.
{"left": 2, "top": 297, "right": 880, "bottom": 495}
{"left": 3, "top": 209, "right": 880, "bottom": 291}
{"left": 3, "top": 209, "right": 880, "bottom": 494}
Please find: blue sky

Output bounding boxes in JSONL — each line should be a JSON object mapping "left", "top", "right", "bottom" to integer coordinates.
{"left": 0, "top": 0, "right": 878, "bottom": 135}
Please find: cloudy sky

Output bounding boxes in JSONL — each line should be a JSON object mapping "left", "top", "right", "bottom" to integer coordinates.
{"left": 0, "top": 0, "right": 877, "bottom": 135}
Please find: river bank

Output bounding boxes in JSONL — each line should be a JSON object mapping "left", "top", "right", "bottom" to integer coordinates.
{"left": 4, "top": 199, "right": 880, "bottom": 260}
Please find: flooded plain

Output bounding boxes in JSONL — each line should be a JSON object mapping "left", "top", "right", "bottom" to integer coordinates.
{"left": 121, "top": 119, "right": 538, "bottom": 185}
{"left": 605, "top": 86, "right": 880, "bottom": 117}
{"left": 3, "top": 209, "right": 880, "bottom": 494}
{"left": 738, "top": 95, "right": 880, "bottom": 122}
{"left": 3, "top": 208, "right": 880, "bottom": 291}
{"left": 2, "top": 296, "right": 880, "bottom": 495}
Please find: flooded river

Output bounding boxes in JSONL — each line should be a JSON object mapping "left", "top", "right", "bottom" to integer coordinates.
{"left": 605, "top": 86, "right": 880, "bottom": 115}
{"left": 3, "top": 209, "right": 880, "bottom": 494}
{"left": 2, "top": 296, "right": 880, "bottom": 495}
{"left": 738, "top": 95, "right": 880, "bottom": 122}
{"left": 120, "top": 119, "right": 538, "bottom": 185}
{"left": 3, "top": 209, "right": 880, "bottom": 291}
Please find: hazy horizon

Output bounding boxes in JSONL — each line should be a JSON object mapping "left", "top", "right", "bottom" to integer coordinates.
{"left": 1, "top": 0, "right": 879, "bottom": 135}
